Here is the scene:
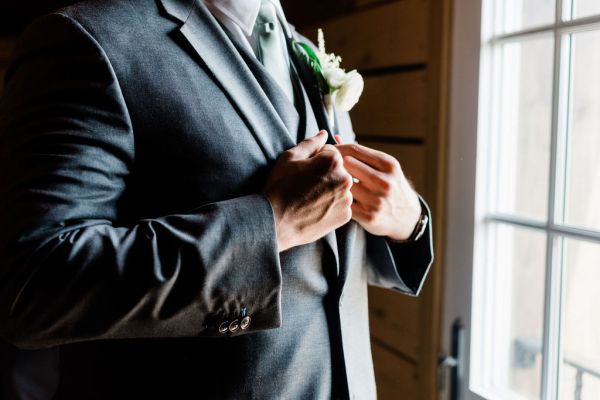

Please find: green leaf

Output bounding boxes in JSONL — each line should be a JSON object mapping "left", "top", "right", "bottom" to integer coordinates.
{"left": 293, "top": 41, "right": 329, "bottom": 94}
{"left": 297, "top": 42, "right": 322, "bottom": 68}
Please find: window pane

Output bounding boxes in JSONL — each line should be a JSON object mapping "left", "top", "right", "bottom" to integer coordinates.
{"left": 494, "top": 37, "right": 554, "bottom": 221}
{"left": 572, "top": 0, "right": 600, "bottom": 19}
{"left": 486, "top": 224, "right": 546, "bottom": 399}
{"left": 502, "top": 0, "right": 555, "bottom": 33}
{"left": 560, "top": 239, "right": 600, "bottom": 399}
{"left": 564, "top": 30, "right": 600, "bottom": 232}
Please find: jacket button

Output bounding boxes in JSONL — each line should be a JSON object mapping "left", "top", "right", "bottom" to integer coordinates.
{"left": 229, "top": 319, "right": 240, "bottom": 332}
{"left": 240, "top": 316, "right": 251, "bottom": 330}
{"left": 218, "top": 321, "right": 229, "bottom": 334}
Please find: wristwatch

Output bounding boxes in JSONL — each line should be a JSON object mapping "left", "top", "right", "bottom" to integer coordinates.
{"left": 395, "top": 208, "right": 429, "bottom": 243}
{"left": 408, "top": 209, "right": 429, "bottom": 242}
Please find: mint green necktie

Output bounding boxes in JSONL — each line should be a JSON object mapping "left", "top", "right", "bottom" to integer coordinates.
{"left": 254, "top": 0, "right": 295, "bottom": 104}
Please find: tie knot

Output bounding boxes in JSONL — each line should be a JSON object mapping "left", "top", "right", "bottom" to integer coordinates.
{"left": 253, "top": 0, "right": 296, "bottom": 105}
{"left": 257, "top": 0, "right": 278, "bottom": 26}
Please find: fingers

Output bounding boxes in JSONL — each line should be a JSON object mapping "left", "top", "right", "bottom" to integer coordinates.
{"left": 351, "top": 201, "right": 374, "bottom": 226}
{"left": 336, "top": 143, "right": 400, "bottom": 174}
{"left": 318, "top": 144, "right": 342, "bottom": 161}
{"left": 350, "top": 182, "right": 376, "bottom": 207}
{"left": 285, "top": 130, "right": 328, "bottom": 160}
{"left": 313, "top": 144, "right": 350, "bottom": 182}
{"left": 343, "top": 155, "right": 390, "bottom": 195}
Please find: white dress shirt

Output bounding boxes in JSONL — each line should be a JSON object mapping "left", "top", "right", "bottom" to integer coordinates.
{"left": 203, "top": 0, "right": 291, "bottom": 57}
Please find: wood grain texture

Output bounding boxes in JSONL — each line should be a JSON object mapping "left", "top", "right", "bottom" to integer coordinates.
{"left": 354, "top": 0, "right": 394, "bottom": 7}
{"left": 0, "top": 37, "right": 15, "bottom": 59}
{"left": 351, "top": 71, "right": 429, "bottom": 139}
{"left": 282, "top": 0, "right": 354, "bottom": 28}
{"left": 372, "top": 341, "right": 420, "bottom": 399}
{"left": 369, "top": 286, "right": 422, "bottom": 362}
{"left": 299, "top": 0, "right": 429, "bottom": 71}
{"left": 0, "top": 37, "right": 17, "bottom": 96}
{"left": 416, "top": 0, "right": 453, "bottom": 398}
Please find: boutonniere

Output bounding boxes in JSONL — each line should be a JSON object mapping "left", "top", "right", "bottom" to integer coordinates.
{"left": 293, "top": 29, "right": 364, "bottom": 128}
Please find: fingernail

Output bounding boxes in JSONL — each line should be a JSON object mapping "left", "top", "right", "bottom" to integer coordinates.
{"left": 335, "top": 134, "right": 343, "bottom": 144}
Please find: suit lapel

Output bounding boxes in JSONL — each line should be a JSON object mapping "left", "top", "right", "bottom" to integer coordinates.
{"left": 336, "top": 221, "right": 358, "bottom": 292}
{"left": 159, "top": 0, "right": 294, "bottom": 161}
{"left": 159, "top": 0, "right": 343, "bottom": 278}
{"left": 287, "top": 60, "right": 343, "bottom": 276}
{"left": 289, "top": 59, "right": 316, "bottom": 143}
{"left": 282, "top": 31, "right": 343, "bottom": 276}
{"left": 285, "top": 34, "right": 338, "bottom": 146}
{"left": 224, "top": 30, "right": 301, "bottom": 144}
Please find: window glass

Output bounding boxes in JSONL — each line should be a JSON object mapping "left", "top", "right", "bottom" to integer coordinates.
{"left": 572, "top": 0, "right": 600, "bottom": 19}
{"left": 487, "top": 224, "right": 546, "bottom": 399}
{"left": 502, "top": 0, "right": 555, "bottom": 33}
{"left": 564, "top": 30, "right": 600, "bottom": 232}
{"left": 560, "top": 239, "right": 600, "bottom": 398}
{"left": 494, "top": 37, "right": 554, "bottom": 221}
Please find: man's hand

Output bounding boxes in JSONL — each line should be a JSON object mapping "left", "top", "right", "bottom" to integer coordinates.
{"left": 336, "top": 143, "right": 422, "bottom": 241}
{"left": 263, "top": 131, "right": 353, "bottom": 252}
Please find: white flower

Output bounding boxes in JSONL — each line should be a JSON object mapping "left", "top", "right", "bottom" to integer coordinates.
{"left": 335, "top": 70, "right": 364, "bottom": 112}
{"left": 315, "top": 28, "right": 364, "bottom": 112}
{"left": 322, "top": 67, "right": 346, "bottom": 88}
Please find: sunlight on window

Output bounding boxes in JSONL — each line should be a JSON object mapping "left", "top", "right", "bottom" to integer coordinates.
{"left": 573, "top": 0, "right": 600, "bottom": 19}
{"left": 503, "top": 226, "right": 546, "bottom": 398}
{"left": 564, "top": 30, "right": 600, "bottom": 232}
{"left": 473, "top": 0, "right": 600, "bottom": 399}
{"left": 496, "top": 37, "right": 553, "bottom": 221}
{"left": 503, "top": 0, "right": 555, "bottom": 33}
{"left": 561, "top": 240, "right": 600, "bottom": 398}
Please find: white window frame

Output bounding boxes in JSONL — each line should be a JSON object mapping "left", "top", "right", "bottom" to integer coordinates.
{"left": 444, "top": 0, "right": 600, "bottom": 399}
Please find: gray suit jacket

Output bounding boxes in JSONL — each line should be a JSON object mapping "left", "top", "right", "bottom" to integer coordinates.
{"left": 0, "top": 0, "right": 434, "bottom": 398}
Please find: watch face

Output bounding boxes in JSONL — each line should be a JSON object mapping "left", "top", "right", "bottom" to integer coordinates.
{"left": 414, "top": 214, "right": 428, "bottom": 241}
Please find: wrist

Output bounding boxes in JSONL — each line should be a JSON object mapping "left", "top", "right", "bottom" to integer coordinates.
{"left": 263, "top": 191, "right": 293, "bottom": 252}
{"left": 388, "top": 202, "right": 424, "bottom": 242}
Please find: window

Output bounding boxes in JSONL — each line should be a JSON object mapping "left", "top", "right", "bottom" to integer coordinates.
{"left": 471, "top": 0, "right": 600, "bottom": 399}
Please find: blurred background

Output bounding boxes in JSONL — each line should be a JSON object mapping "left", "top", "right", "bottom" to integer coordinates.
{"left": 1, "top": 0, "right": 598, "bottom": 399}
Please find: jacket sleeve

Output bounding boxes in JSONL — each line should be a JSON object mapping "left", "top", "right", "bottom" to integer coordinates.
{"left": 336, "top": 108, "right": 434, "bottom": 296}
{"left": 366, "top": 195, "right": 434, "bottom": 296}
{"left": 0, "top": 13, "right": 282, "bottom": 350}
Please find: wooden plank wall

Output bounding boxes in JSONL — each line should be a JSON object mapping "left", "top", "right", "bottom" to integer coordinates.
{"left": 299, "top": 0, "right": 450, "bottom": 398}
{"left": 0, "top": 38, "right": 16, "bottom": 96}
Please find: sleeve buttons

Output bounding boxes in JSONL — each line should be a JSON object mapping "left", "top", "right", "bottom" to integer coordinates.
{"left": 229, "top": 319, "right": 240, "bottom": 332}
{"left": 216, "top": 309, "right": 250, "bottom": 334}
{"left": 240, "top": 316, "right": 251, "bottom": 330}
{"left": 218, "top": 321, "right": 229, "bottom": 334}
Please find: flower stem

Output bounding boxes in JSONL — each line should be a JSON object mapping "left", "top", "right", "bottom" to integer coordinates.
{"left": 324, "top": 93, "right": 336, "bottom": 130}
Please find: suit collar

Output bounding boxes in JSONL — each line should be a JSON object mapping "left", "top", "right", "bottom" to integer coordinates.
{"left": 159, "top": 0, "right": 295, "bottom": 161}
{"left": 204, "top": 0, "right": 261, "bottom": 37}
{"left": 223, "top": 26, "right": 300, "bottom": 143}
{"left": 158, "top": 0, "right": 195, "bottom": 22}
{"left": 159, "top": 0, "right": 345, "bottom": 277}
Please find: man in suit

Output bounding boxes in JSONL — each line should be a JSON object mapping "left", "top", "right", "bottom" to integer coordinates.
{"left": 0, "top": 0, "right": 434, "bottom": 398}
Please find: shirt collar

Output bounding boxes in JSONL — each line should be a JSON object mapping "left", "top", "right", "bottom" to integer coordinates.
{"left": 204, "top": 0, "right": 261, "bottom": 37}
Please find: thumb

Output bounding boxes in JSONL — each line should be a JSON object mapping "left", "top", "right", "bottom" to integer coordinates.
{"left": 288, "top": 130, "right": 328, "bottom": 160}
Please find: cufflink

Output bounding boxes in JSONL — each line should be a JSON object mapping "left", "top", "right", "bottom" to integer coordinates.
{"left": 218, "top": 321, "right": 229, "bottom": 334}
{"left": 240, "top": 316, "right": 251, "bottom": 330}
{"left": 229, "top": 319, "right": 240, "bottom": 333}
